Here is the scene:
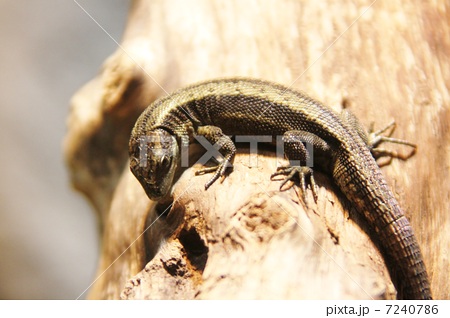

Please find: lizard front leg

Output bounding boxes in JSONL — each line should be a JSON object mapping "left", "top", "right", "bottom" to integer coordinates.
{"left": 194, "top": 125, "right": 236, "bottom": 189}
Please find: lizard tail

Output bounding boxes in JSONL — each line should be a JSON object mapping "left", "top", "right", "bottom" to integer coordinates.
{"left": 377, "top": 205, "right": 432, "bottom": 300}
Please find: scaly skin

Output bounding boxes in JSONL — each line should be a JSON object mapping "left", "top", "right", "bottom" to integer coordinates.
{"left": 129, "top": 77, "right": 432, "bottom": 299}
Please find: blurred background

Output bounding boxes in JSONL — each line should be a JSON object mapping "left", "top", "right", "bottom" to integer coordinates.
{"left": 0, "top": 0, "right": 130, "bottom": 299}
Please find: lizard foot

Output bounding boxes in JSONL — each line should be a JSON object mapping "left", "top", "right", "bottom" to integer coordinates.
{"left": 195, "top": 157, "right": 233, "bottom": 190}
{"left": 271, "top": 165, "right": 318, "bottom": 202}
{"left": 368, "top": 121, "right": 417, "bottom": 166}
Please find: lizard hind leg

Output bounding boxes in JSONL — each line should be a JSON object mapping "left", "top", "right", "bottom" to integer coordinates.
{"left": 367, "top": 121, "right": 417, "bottom": 162}
{"left": 271, "top": 130, "right": 329, "bottom": 202}
{"left": 340, "top": 109, "right": 416, "bottom": 163}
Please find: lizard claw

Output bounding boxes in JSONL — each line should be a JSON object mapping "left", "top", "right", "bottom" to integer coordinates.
{"left": 195, "top": 158, "right": 233, "bottom": 189}
{"left": 368, "top": 121, "right": 417, "bottom": 162}
{"left": 271, "top": 165, "right": 318, "bottom": 202}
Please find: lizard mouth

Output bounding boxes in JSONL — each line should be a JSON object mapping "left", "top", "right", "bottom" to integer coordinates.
{"left": 146, "top": 187, "right": 162, "bottom": 200}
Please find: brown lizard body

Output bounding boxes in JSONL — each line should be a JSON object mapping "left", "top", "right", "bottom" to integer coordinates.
{"left": 129, "top": 77, "right": 432, "bottom": 299}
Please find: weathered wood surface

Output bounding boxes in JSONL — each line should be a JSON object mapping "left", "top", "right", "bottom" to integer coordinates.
{"left": 64, "top": 0, "right": 449, "bottom": 299}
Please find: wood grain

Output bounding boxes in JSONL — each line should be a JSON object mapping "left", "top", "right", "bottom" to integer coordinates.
{"left": 65, "top": 0, "right": 450, "bottom": 299}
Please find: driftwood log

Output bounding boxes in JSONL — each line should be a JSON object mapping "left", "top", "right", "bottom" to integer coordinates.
{"left": 64, "top": 0, "right": 449, "bottom": 299}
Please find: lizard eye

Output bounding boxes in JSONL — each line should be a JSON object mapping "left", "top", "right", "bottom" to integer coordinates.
{"left": 130, "top": 128, "right": 178, "bottom": 200}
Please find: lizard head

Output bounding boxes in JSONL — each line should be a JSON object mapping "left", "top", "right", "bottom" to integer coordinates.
{"left": 129, "top": 128, "right": 179, "bottom": 200}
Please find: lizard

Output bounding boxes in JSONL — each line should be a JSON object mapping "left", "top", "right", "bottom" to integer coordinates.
{"left": 128, "top": 77, "right": 432, "bottom": 299}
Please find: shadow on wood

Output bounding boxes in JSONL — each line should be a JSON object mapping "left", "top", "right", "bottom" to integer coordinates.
{"left": 64, "top": 0, "right": 449, "bottom": 299}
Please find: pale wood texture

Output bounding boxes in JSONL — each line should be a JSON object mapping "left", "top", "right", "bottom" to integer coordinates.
{"left": 64, "top": 0, "right": 450, "bottom": 299}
